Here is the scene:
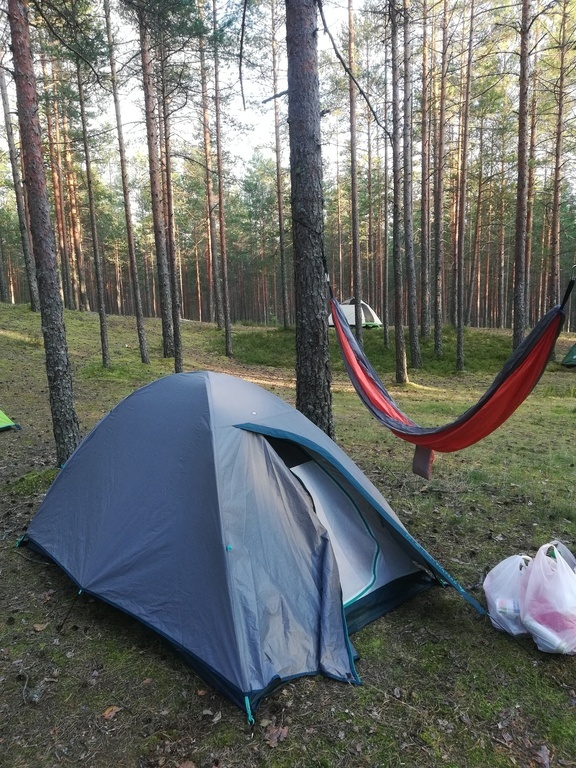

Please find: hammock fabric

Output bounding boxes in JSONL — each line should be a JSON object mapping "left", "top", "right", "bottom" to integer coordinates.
{"left": 330, "top": 279, "right": 573, "bottom": 479}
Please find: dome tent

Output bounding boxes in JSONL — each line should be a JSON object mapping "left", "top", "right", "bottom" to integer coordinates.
{"left": 328, "top": 297, "right": 383, "bottom": 328}
{"left": 22, "top": 371, "right": 482, "bottom": 720}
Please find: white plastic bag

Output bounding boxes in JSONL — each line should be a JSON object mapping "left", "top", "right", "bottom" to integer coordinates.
{"left": 520, "top": 542, "right": 576, "bottom": 654}
{"left": 483, "top": 554, "right": 532, "bottom": 637}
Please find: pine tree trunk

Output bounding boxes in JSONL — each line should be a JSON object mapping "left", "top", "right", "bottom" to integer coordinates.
{"left": 548, "top": 0, "right": 567, "bottom": 311}
{"left": 525, "top": 53, "right": 538, "bottom": 325}
{"left": 0, "top": 232, "right": 9, "bottom": 301}
{"left": 466, "top": 117, "right": 483, "bottom": 327}
{"left": 382, "top": 45, "right": 390, "bottom": 347}
{"left": 77, "top": 61, "right": 110, "bottom": 368}
{"left": 62, "top": 111, "right": 89, "bottom": 312}
{"left": 390, "top": 0, "right": 408, "bottom": 384}
{"left": 286, "top": 0, "right": 334, "bottom": 436}
{"left": 138, "top": 10, "right": 174, "bottom": 357}
{"left": 512, "top": 0, "right": 531, "bottom": 348}
{"left": 420, "top": 0, "right": 431, "bottom": 339}
{"left": 271, "top": 0, "right": 290, "bottom": 328}
{"left": 104, "top": 0, "right": 149, "bottom": 364}
{"left": 41, "top": 55, "right": 73, "bottom": 310}
{"left": 0, "top": 58, "right": 39, "bottom": 311}
{"left": 348, "top": 0, "right": 363, "bottom": 344}
{"left": 158, "top": 35, "right": 183, "bottom": 371}
{"left": 433, "top": 0, "right": 448, "bottom": 357}
{"left": 455, "top": 0, "right": 474, "bottom": 371}
{"left": 198, "top": 14, "right": 223, "bottom": 327}
{"left": 8, "top": 0, "right": 80, "bottom": 465}
{"left": 403, "top": 0, "right": 421, "bottom": 368}
{"left": 212, "top": 0, "right": 232, "bottom": 357}
{"left": 498, "top": 153, "right": 506, "bottom": 328}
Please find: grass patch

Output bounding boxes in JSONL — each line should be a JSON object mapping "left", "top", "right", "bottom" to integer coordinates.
{"left": 7, "top": 468, "right": 59, "bottom": 497}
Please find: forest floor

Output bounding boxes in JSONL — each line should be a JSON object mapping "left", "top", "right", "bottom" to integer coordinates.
{"left": 1, "top": 303, "right": 576, "bottom": 768}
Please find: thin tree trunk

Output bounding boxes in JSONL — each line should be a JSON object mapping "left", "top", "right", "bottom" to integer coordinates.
{"left": 212, "top": 0, "right": 232, "bottom": 357}
{"left": 159, "top": 35, "right": 183, "bottom": 371}
{"left": 271, "top": 0, "right": 290, "bottom": 328}
{"left": 138, "top": 10, "right": 174, "bottom": 357}
{"left": 512, "top": 0, "right": 531, "bottom": 348}
{"left": 42, "top": 55, "right": 73, "bottom": 309}
{"left": 382, "top": 42, "right": 390, "bottom": 347}
{"left": 420, "top": 0, "right": 431, "bottom": 339}
{"left": 198, "top": 14, "right": 222, "bottom": 326}
{"left": 548, "top": 0, "right": 567, "bottom": 311}
{"left": 0, "top": 57, "right": 39, "bottom": 311}
{"left": 348, "top": 0, "right": 363, "bottom": 344}
{"left": 8, "top": 0, "right": 80, "bottom": 465}
{"left": 0, "top": 231, "right": 9, "bottom": 301}
{"left": 77, "top": 61, "right": 110, "bottom": 368}
{"left": 498, "top": 152, "right": 506, "bottom": 328}
{"left": 466, "top": 117, "right": 483, "bottom": 327}
{"left": 62, "top": 110, "right": 88, "bottom": 312}
{"left": 104, "top": 0, "right": 149, "bottom": 363}
{"left": 390, "top": 0, "right": 408, "bottom": 384}
{"left": 455, "top": 0, "right": 474, "bottom": 371}
{"left": 525, "top": 49, "right": 538, "bottom": 325}
{"left": 403, "top": 0, "right": 421, "bottom": 368}
{"left": 433, "top": 0, "right": 448, "bottom": 357}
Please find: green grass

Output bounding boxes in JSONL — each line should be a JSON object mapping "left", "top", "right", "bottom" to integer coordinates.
{"left": 1, "top": 301, "right": 576, "bottom": 768}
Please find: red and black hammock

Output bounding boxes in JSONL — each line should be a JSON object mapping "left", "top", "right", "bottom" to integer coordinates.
{"left": 330, "top": 276, "right": 574, "bottom": 479}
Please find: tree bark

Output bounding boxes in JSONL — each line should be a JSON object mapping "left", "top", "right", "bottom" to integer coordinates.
{"left": 433, "top": 0, "right": 448, "bottom": 357}
{"left": 62, "top": 110, "right": 88, "bottom": 312}
{"left": 138, "top": 10, "right": 174, "bottom": 357}
{"left": 403, "top": 0, "right": 421, "bottom": 368}
{"left": 198, "top": 11, "right": 222, "bottom": 326}
{"left": 455, "top": 0, "right": 474, "bottom": 371}
{"left": 158, "top": 34, "right": 183, "bottom": 371}
{"left": 8, "top": 0, "right": 80, "bottom": 465}
{"left": 104, "top": 0, "right": 149, "bottom": 364}
{"left": 548, "top": 0, "right": 567, "bottom": 312}
{"left": 390, "top": 0, "right": 408, "bottom": 384}
{"left": 77, "top": 61, "right": 110, "bottom": 368}
{"left": 271, "top": 0, "right": 290, "bottom": 328}
{"left": 41, "top": 55, "right": 73, "bottom": 310}
{"left": 420, "top": 0, "right": 431, "bottom": 339}
{"left": 212, "top": 0, "right": 232, "bottom": 357}
{"left": 286, "top": 0, "right": 334, "bottom": 436}
{"left": 348, "top": 0, "right": 363, "bottom": 345}
{"left": 512, "top": 0, "right": 531, "bottom": 348}
{"left": 0, "top": 57, "right": 39, "bottom": 312}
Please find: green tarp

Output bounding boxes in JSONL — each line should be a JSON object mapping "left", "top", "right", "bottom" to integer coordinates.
{"left": 561, "top": 344, "right": 576, "bottom": 367}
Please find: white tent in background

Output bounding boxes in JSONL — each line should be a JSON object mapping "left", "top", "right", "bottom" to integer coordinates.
{"left": 328, "top": 297, "right": 383, "bottom": 328}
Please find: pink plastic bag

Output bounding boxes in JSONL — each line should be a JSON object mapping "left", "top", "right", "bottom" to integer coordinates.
{"left": 520, "top": 543, "right": 576, "bottom": 654}
{"left": 483, "top": 554, "right": 532, "bottom": 637}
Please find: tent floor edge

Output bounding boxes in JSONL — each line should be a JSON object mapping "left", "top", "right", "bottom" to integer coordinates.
{"left": 344, "top": 572, "right": 436, "bottom": 635}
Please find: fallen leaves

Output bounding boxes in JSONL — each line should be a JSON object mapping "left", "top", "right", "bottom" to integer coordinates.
{"left": 101, "top": 705, "right": 121, "bottom": 720}
{"left": 263, "top": 722, "right": 289, "bottom": 748}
